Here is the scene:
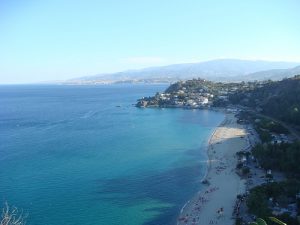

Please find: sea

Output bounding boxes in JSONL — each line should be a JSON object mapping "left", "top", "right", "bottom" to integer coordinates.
{"left": 0, "top": 84, "right": 224, "bottom": 225}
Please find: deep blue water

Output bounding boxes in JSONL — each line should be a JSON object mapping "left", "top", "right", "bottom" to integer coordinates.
{"left": 0, "top": 84, "right": 224, "bottom": 225}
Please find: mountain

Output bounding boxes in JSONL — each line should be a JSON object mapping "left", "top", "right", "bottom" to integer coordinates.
{"left": 66, "top": 59, "right": 300, "bottom": 84}
{"left": 239, "top": 65, "right": 300, "bottom": 81}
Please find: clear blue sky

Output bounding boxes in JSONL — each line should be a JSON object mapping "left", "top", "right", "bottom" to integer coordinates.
{"left": 0, "top": 0, "right": 300, "bottom": 84}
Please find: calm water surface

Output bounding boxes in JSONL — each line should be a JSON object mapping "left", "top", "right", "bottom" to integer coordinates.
{"left": 0, "top": 85, "right": 224, "bottom": 225}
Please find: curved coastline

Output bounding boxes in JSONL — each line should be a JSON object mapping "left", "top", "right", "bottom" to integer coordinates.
{"left": 177, "top": 111, "right": 248, "bottom": 225}
{"left": 178, "top": 110, "right": 225, "bottom": 217}
{"left": 200, "top": 108, "right": 228, "bottom": 182}
{"left": 201, "top": 121, "right": 223, "bottom": 183}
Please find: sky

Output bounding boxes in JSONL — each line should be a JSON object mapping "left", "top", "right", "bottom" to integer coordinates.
{"left": 0, "top": 0, "right": 300, "bottom": 84}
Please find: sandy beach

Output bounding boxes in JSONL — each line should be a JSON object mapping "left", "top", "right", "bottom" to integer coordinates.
{"left": 177, "top": 112, "right": 248, "bottom": 225}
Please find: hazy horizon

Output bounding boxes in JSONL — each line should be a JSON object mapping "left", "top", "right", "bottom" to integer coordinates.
{"left": 1, "top": 0, "right": 300, "bottom": 84}
{"left": 1, "top": 58, "right": 300, "bottom": 85}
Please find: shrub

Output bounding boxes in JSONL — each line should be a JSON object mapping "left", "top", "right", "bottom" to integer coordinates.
{"left": 0, "top": 203, "right": 26, "bottom": 225}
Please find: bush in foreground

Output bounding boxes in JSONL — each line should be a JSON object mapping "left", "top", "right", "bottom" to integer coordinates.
{"left": 0, "top": 203, "right": 26, "bottom": 225}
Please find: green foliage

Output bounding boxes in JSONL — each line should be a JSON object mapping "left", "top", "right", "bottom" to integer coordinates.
{"left": 236, "top": 162, "right": 243, "bottom": 169}
{"left": 266, "top": 174, "right": 273, "bottom": 179}
{"left": 275, "top": 213, "right": 299, "bottom": 225}
{"left": 242, "top": 167, "right": 250, "bottom": 175}
{"left": 230, "top": 76, "right": 300, "bottom": 127}
{"left": 252, "top": 117, "right": 289, "bottom": 143}
{"left": 236, "top": 150, "right": 251, "bottom": 157}
{"left": 269, "top": 217, "right": 287, "bottom": 225}
{"left": 165, "top": 79, "right": 211, "bottom": 93}
{"left": 255, "top": 127, "right": 272, "bottom": 143}
{"left": 246, "top": 186, "right": 272, "bottom": 218}
{"left": 250, "top": 218, "right": 268, "bottom": 225}
{"left": 252, "top": 142, "right": 300, "bottom": 177}
{"left": 257, "top": 218, "right": 268, "bottom": 225}
{"left": 247, "top": 181, "right": 300, "bottom": 221}
{"left": 257, "top": 119, "right": 289, "bottom": 134}
{"left": 235, "top": 217, "right": 243, "bottom": 225}
{"left": 250, "top": 217, "right": 287, "bottom": 225}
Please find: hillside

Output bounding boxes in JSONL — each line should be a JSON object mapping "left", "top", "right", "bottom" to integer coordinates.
{"left": 229, "top": 75, "right": 300, "bottom": 127}
{"left": 136, "top": 75, "right": 300, "bottom": 129}
{"left": 66, "top": 59, "right": 300, "bottom": 84}
{"left": 240, "top": 65, "right": 300, "bottom": 81}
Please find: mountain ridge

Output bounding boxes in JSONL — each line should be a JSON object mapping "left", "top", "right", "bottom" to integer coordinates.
{"left": 66, "top": 59, "right": 300, "bottom": 84}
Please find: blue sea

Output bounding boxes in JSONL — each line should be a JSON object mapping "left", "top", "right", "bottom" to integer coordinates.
{"left": 0, "top": 84, "right": 224, "bottom": 225}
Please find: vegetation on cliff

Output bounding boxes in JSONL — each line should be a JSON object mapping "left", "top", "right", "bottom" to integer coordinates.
{"left": 229, "top": 76, "right": 300, "bottom": 127}
{"left": 252, "top": 142, "right": 300, "bottom": 178}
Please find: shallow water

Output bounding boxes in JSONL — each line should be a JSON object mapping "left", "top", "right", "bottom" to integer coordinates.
{"left": 0, "top": 84, "right": 224, "bottom": 225}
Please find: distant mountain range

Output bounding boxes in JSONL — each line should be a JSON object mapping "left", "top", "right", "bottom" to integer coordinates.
{"left": 240, "top": 65, "right": 300, "bottom": 81}
{"left": 65, "top": 59, "right": 300, "bottom": 84}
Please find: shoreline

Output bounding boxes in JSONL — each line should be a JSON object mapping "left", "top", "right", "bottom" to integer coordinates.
{"left": 201, "top": 122, "right": 221, "bottom": 183}
{"left": 201, "top": 107, "right": 228, "bottom": 184}
{"left": 177, "top": 111, "right": 248, "bottom": 225}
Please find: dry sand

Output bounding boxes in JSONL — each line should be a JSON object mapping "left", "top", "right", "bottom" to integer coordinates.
{"left": 177, "top": 113, "right": 248, "bottom": 225}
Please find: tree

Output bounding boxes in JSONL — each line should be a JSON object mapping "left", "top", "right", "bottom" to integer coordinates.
{"left": 242, "top": 167, "right": 250, "bottom": 175}
{"left": 250, "top": 218, "right": 268, "bottom": 225}
{"left": 250, "top": 217, "right": 286, "bottom": 225}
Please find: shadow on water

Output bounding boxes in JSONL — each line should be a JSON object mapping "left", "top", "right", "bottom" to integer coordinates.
{"left": 95, "top": 162, "right": 204, "bottom": 225}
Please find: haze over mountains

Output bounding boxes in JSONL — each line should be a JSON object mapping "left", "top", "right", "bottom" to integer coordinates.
{"left": 66, "top": 59, "right": 300, "bottom": 84}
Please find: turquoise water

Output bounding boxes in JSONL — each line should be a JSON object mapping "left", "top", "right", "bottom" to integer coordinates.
{"left": 0, "top": 85, "right": 224, "bottom": 225}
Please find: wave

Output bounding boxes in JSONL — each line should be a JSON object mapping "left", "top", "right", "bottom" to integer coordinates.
{"left": 80, "top": 110, "right": 98, "bottom": 119}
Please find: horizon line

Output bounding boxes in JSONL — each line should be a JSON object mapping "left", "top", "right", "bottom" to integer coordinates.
{"left": 1, "top": 58, "right": 300, "bottom": 85}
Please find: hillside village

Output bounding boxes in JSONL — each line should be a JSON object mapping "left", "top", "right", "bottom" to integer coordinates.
{"left": 136, "top": 78, "right": 266, "bottom": 109}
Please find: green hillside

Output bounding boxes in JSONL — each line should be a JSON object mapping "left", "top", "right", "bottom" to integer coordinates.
{"left": 229, "top": 76, "right": 300, "bottom": 126}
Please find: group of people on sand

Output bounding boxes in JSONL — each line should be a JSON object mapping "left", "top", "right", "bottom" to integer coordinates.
{"left": 204, "top": 186, "right": 219, "bottom": 194}
{"left": 215, "top": 165, "right": 227, "bottom": 175}
{"left": 209, "top": 219, "right": 218, "bottom": 224}
{"left": 178, "top": 115, "right": 246, "bottom": 225}
{"left": 217, "top": 207, "right": 224, "bottom": 217}
{"left": 213, "top": 156, "right": 228, "bottom": 175}
{"left": 207, "top": 207, "right": 224, "bottom": 224}
{"left": 178, "top": 186, "right": 221, "bottom": 224}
